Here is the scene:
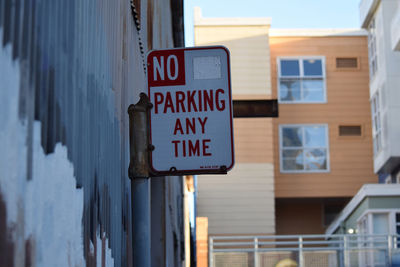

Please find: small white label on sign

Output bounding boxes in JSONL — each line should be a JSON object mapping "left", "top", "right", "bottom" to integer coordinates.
{"left": 193, "top": 56, "right": 221, "bottom": 79}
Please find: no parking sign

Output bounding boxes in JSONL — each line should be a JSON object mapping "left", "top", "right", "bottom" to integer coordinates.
{"left": 147, "top": 46, "right": 234, "bottom": 175}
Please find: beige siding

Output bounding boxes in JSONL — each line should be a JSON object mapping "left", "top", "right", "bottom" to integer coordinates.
{"left": 197, "top": 163, "right": 275, "bottom": 235}
{"left": 195, "top": 25, "right": 271, "bottom": 98}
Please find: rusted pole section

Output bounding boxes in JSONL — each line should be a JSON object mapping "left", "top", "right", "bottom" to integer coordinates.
{"left": 128, "top": 93, "right": 152, "bottom": 267}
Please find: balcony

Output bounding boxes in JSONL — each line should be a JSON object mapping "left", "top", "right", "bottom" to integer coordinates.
{"left": 359, "top": 0, "right": 379, "bottom": 28}
{"left": 391, "top": 6, "right": 400, "bottom": 50}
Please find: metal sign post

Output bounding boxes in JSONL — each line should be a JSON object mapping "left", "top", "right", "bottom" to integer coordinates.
{"left": 127, "top": 46, "right": 236, "bottom": 267}
{"left": 128, "top": 93, "right": 152, "bottom": 267}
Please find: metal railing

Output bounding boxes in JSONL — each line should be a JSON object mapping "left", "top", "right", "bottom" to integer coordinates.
{"left": 209, "top": 234, "right": 400, "bottom": 267}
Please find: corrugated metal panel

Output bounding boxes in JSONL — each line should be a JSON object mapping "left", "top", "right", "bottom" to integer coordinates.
{"left": 0, "top": 0, "right": 185, "bottom": 265}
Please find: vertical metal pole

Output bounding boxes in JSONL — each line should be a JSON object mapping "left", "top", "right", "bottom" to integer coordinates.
{"left": 209, "top": 237, "right": 213, "bottom": 267}
{"left": 298, "top": 237, "right": 304, "bottom": 267}
{"left": 388, "top": 235, "right": 393, "bottom": 267}
{"left": 343, "top": 235, "right": 349, "bottom": 267}
{"left": 128, "top": 93, "right": 152, "bottom": 267}
{"left": 131, "top": 178, "right": 150, "bottom": 267}
{"left": 254, "top": 237, "right": 259, "bottom": 267}
{"left": 338, "top": 235, "right": 345, "bottom": 267}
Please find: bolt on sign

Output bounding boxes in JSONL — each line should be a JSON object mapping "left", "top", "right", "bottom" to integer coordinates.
{"left": 147, "top": 46, "right": 234, "bottom": 175}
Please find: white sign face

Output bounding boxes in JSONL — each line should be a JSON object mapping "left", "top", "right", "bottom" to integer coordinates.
{"left": 147, "top": 46, "right": 234, "bottom": 174}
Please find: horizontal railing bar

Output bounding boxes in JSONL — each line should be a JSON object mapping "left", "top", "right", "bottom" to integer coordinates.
{"left": 210, "top": 234, "right": 399, "bottom": 241}
{"left": 212, "top": 248, "right": 256, "bottom": 253}
{"left": 212, "top": 242, "right": 256, "bottom": 247}
{"left": 213, "top": 247, "right": 300, "bottom": 253}
{"left": 212, "top": 241, "right": 389, "bottom": 248}
{"left": 212, "top": 246, "right": 390, "bottom": 253}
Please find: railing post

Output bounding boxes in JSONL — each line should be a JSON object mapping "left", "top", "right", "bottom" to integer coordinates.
{"left": 338, "top": 235, "right": 345, "bottom": 267}
{"left": 254, "top": 237, "right": 259, "bottom": 267}
{"left": 343, "top": 235, "right": 349, "bottom": 267}
{"left": 209, "top": 237, "right": 213, "bottom": 267}
{"left": 388, "top": 234, "right": 393, "bottom": 266}
{"left": 298, "top": 237, "right": 304, "bottom": 267}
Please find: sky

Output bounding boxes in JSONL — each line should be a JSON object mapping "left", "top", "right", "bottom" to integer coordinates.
{"left": 184, "top": 0, "right": 362, "bottom": 46}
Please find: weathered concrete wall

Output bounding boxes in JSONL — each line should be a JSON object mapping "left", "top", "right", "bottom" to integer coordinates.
{"left": 0, "top": 0, "right": 184, "bottom": 266}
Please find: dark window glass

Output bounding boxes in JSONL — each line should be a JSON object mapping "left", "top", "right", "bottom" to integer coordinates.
{"left": 281, "top": 60, "right": 300, "bottom": 76}
{"left": 303, "top": 59, "right": 322, "bottom": 76}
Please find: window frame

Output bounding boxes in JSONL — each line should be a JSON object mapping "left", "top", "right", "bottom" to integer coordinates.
{"left": 279, "top": 124, "right": 330, "bottom": 173}
{"left": 368, "top": 18, "right": 378, "bottom": 80}
{"left": 357, "top": 209, "right": 400, "bottom": 236}
{"left": 371, "top": 92, "right": 382, "bottom": 156}
{"left": 277, "top": 56, "right": 327, "bottom": 104}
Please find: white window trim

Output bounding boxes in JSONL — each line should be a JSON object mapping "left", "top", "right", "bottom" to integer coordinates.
{"left": 279, "top": 124, "right": 330, "bottom": 173}
{"left": 368, "top": 17, "right": 378, "bottom": 81}
{"left": 277, "top": 56, "right": 327, "bottom": 104}
{"left": 371, "top": 92, "right": 382, "bottom": 156}
{"left": 356, "top": 209, "right": 400, "bottom": 235}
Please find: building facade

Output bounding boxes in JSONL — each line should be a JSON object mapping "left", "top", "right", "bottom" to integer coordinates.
{"left": 359, "top": 0, "right": 400, "bottom": 182}
{"left": 0, "top": 1, "right": 189, "bottom": 266}
{"left": 194, "top": 7, "right": 378, "bottom": 238}
{"left": 194, "top": 8, "right": 276, "bottom": 236}
{"left": 270, "top": 29, "right": 378, "bottom": 234}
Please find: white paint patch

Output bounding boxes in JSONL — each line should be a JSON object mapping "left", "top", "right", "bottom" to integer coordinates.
{"left": 96, "top": 229, "right": 115, "bottom": 267}
{"left": 0, "top": 30, "right": 114, "bottom": 266}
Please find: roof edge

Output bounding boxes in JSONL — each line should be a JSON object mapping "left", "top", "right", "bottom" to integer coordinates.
{"left": 269, "top": 28, "right": 368, "bottom": 37}
{"left": 326, "top": 184, "right": 400, "bottom": 235}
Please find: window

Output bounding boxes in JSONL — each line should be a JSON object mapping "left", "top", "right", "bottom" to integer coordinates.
{"left": 278, "top": 57, "right": 326, "bottom": 103}
{"left": 371, "top": 92, "right": 382, "bottom": 156}
{"left": 368, "top": 18, "right": 378, "bottom": 79}
{"left": 280, "top": 125, "right": 329, "bottom": 172}
{"left": 396, "top": 213, "right": 400, "bottom": 246}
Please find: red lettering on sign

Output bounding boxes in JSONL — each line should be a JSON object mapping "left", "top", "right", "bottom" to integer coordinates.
{"left": 154, "top": 92, "right": 164, "bottom": 114}
{"left": 186, "top": 118, "right": 196, "bottom": 134}
{"left": 202, "top": 139, "right": 212, "bottom": 156}
{"left": 153, "top": 89, "right": 227, "bottom": 114}
{"left": 148, "top": 50, "right": 185, "bottom": 87}
{"left": 171, "top": 139, "right": 213, "bottom": 158}
{"left": 198, "top": 90, "right": 203, "bottom": 112}
{"left": 188, "top": 140, "right": 200, "bottom": 156}
{"left": 173, "top": 119, "right": 183, "bottom": 135}
{"left": 216, "top": 89, "right": 225, "bottom": 111}
{"left": 176, "top": 91, "right": 186, "bottom": 112}
{"left": 198, "top": 117, "right": 208, "bottom": 134}
{"left": 173, "top": 117, "right": 208, "bottom": 135}
{"left": 182, "top": 140, "right": 187, "bottom": 157}
{"left": 163, "top": 92, "right": 175, "bottom": 113}
{"left": 203, "top": 90, "right": 214, "bottom": 111}
{"left": 187, "top": 90, "right": 198, "bottom": 112}
{"left": 172, "top": 140, "right": 179, "bottom": 157}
